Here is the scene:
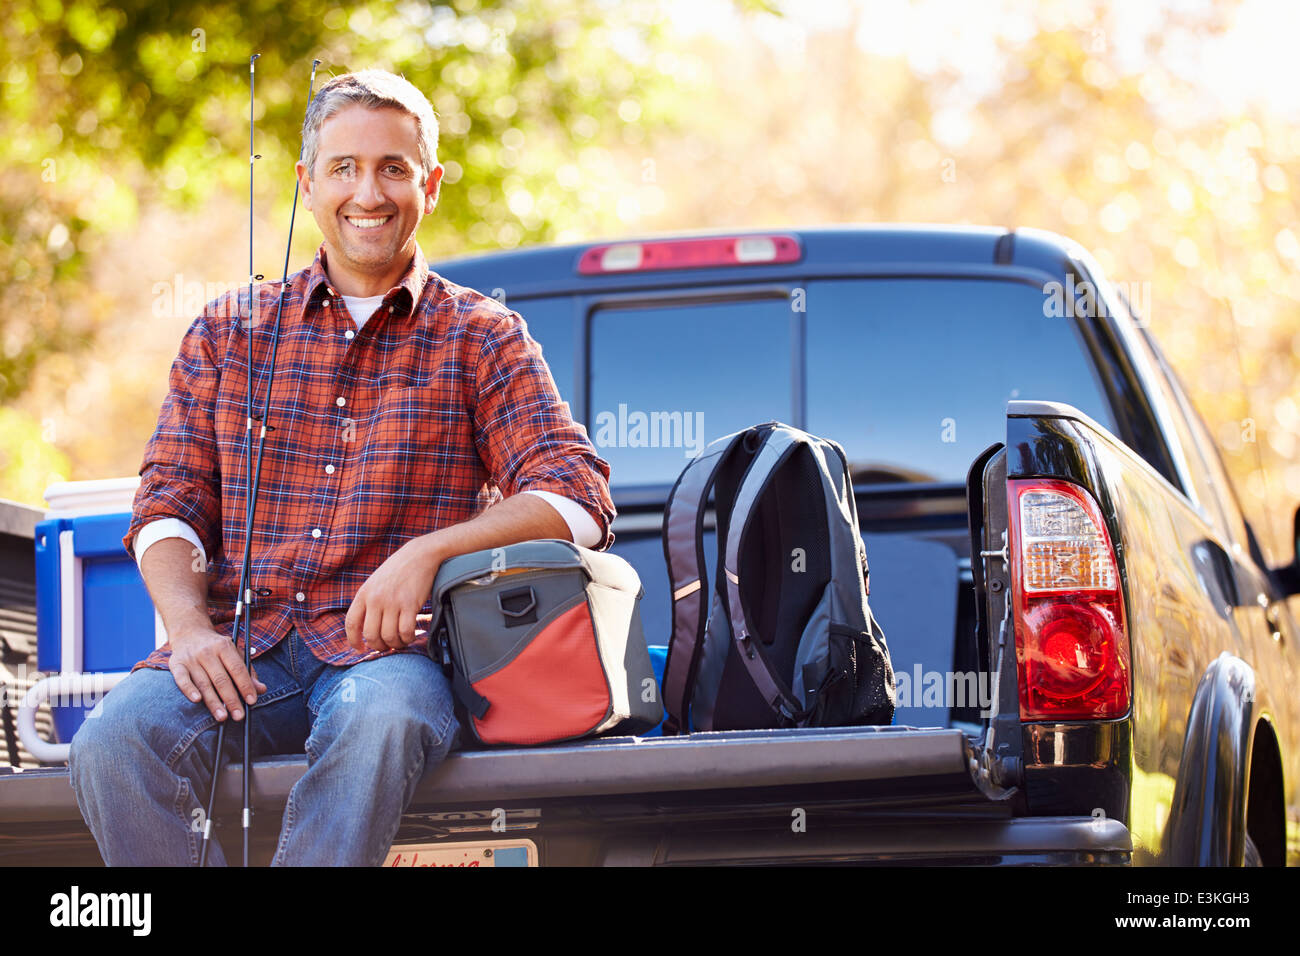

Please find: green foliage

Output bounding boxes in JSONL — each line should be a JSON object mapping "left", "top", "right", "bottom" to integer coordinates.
{"left": 0, "top": 406, "right": 71, "bottom": 505}
{"left": 0, "top": 0, "right": 680, "bottom": 403}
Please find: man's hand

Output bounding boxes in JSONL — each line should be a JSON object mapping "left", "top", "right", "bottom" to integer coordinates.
{"left": 344, "top": 495, "right": 571, "bottom": 654}
{"left": 346, "top": 535, "right": 444, "bottom": 653}
{"left": 168, "top": 625, "right": 268, "bottom": 722}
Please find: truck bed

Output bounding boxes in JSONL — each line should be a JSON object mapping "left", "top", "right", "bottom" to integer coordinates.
{"left": 3, "top": 483, "right": 1020, "bottom": 865}
{"left": 0, "top": 723, "right": 1132, "bottom": 865}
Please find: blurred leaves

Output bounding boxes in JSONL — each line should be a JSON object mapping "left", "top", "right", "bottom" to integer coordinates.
{"left": 0, "top": 0, "right": 684, "bottom": 502}
{"left": 0, "top": 0, "right": 678, "bottom": 401}
{"left": 0, "top": 406, "right": 70, "bottom": 505}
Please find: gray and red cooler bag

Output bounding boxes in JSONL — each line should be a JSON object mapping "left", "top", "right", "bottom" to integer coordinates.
{"left": 427, "top": 539, "right": 663, "bottom": 746}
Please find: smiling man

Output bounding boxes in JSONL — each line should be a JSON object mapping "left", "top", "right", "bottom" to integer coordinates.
{"left": 68, "top": 70, "right": 616, "bottom": 866}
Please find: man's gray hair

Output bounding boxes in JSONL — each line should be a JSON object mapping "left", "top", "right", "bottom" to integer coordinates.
{"left": 301, "top": 70, "right": 439, "bottom": 184}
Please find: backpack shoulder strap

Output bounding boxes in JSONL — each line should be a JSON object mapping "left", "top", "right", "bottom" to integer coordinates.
{"left": 815, "top": 435, "right": 873, "bottom": 631}
{"left": 659, "top": 427, "right": 752, "bottom": 735}
{"left": 719, "top": 423, "right": 812, "bottom": 724}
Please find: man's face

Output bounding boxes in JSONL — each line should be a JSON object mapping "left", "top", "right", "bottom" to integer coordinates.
{"left": 296, "top": 104, "right": 443, "bottom": 291}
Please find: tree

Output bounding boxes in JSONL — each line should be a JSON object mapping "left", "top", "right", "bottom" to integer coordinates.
{"left": 0, "top": 0, "right": 684, "bottom": 499}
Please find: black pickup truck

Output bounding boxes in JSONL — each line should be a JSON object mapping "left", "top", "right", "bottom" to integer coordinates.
{"left": 2, "top": 225, "right": 1297, "bottom": 866}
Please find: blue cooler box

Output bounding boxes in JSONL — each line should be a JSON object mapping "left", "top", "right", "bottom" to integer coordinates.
{"left": 34, "top": 510, "right": 157, "bottom": 743}
{"left": 644, "top": 644, "right": 668, "bottom": 736}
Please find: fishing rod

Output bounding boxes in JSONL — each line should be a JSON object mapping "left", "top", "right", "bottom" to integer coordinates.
{"left": 199, "top": 54, "right": 321, "bottom": 867}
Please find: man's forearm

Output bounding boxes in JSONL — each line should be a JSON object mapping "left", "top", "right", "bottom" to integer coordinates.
{"left": 138, "top": 536, "right": 214, "bottom": 639}
{"left": 415, "top": 492, "right": 573, "bottom": 564}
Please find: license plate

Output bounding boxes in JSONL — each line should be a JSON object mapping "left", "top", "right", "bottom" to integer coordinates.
{"left": 383, "top": 838, "right": 538, "bottom": 867}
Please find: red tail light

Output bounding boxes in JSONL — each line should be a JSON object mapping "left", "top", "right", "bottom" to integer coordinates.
{"left": 577, "top": 234, "right": 802, "bottom": 274}
{"left": 1007, "top": 479, "right": 1130, "bottom": 720}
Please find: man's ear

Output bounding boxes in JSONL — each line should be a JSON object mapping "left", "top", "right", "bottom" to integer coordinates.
{"left": 295, "top": 160, "right": 313, "bottom": 211}
{"left": 424, "top": 163, "right": 444, "bottom": 213}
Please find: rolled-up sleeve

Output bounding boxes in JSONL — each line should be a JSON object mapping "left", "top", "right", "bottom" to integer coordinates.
{"left": 121, "top": 309, "right": 224, "bottom": 564}
{"left": 470, "top": 308, "right": 617, "bottom": 550}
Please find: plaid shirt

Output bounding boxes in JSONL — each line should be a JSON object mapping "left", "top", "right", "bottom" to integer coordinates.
{"left": 124, "top": 242, "right": 615, "bottom": 672}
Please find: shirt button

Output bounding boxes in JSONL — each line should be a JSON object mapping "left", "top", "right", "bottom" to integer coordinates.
{"left": 336, "top": 396, "right": 346, "bottom": 407}
{"left": 295, "top": 592, "right": 305, "bottom": 602}
{"left": 311, "top": 528, "right": 322, "bottom": 538}
{"left": 344, "top": 329, "right": 355, "bottom": 340}
{"left": 324, "top": 464, "right": 335, "bottom": 474}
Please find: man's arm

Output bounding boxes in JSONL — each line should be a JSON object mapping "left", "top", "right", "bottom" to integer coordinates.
{"left": 138, "top": 537, "right": 266, "bottom": 722}
{"left": 123, "top": 300, "right": 264, "bottom": 719}
{"left": 468, "top": 307, "right": 617, "bottom": 548}
{"left": 121, "top": 308, "right": 225, "bottom": 567}
{"left": 138, "top": 536, "right": 212, "bottom": 639}
{"left": 134, "top": 518, "right": 207, "bottom": 570}
{"left": 344, "top": 492, "right": 572, "bottom": 652}
{"left": 521, "top": 489, "right": 601, "bottom": 548}
{"left": 422, "top": 490, "right": 571, "bottom": 556}
{"left": 345, "top": 304, "right": 616, "bottom": 652}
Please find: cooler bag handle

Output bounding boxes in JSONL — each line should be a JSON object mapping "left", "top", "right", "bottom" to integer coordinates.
{"left": 498, "top": 586, "right": 538, "bottom": 624}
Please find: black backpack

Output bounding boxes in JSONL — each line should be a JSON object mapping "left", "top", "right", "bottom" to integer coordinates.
{"left": 660, "top": 422, "right": 896, "bottom": 733}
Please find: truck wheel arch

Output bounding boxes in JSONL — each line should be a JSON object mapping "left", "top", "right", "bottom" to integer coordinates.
{"left": 1163, "top": 652, "right": 1278, "bottom": 865}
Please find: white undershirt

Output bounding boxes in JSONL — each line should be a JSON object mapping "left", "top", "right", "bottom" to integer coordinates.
{"left": 339, "top": 294, "right": 387, "bottom": 329}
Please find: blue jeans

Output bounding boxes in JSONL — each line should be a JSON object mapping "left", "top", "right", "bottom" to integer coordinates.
{"left": 68, "top": 627, "right": 461, "bottom": 866}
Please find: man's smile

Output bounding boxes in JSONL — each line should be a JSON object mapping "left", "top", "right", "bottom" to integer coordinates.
{"left": 345, "top": 214, "right": 394, "bottom": 230}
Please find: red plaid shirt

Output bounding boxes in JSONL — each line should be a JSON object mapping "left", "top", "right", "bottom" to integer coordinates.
{"left": 124, "top": 242, "right": 615, "bottom": 672}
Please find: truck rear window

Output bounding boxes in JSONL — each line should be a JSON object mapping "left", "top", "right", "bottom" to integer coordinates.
{"left": 588, "top": 295, "right": 794, "bottom": 486}
{"left": 582, "top": 277, "right": 1117, "bottom": 487}
{"left": 805, "top": 278, "right": 1116, "bottom": 484}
